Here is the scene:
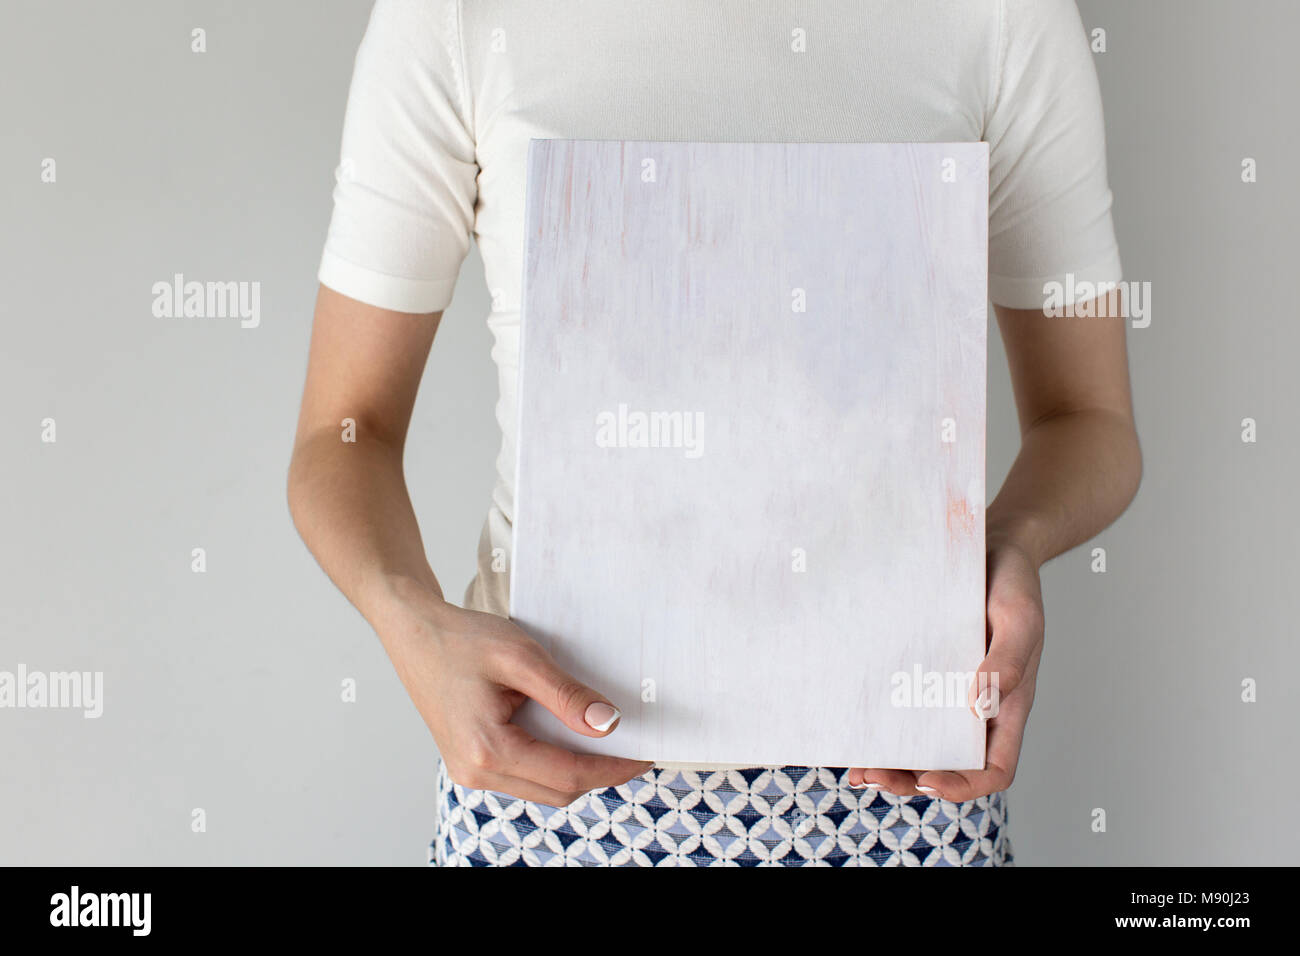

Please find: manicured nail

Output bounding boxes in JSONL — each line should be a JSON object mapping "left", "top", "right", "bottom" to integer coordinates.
{"left": 916, "top": 785, "right": 938, "bottom": 796}
{"left": 584, "top": 702, "right": 619, "bottom": 732}
{"left": 849, "top": 781, "right": 866, "bottom": 789}
{"left": 974, "top": 687, "right": 998, "bottom": 719}
{"left": 864, "top": 782, "right": 884, "bottom": 791}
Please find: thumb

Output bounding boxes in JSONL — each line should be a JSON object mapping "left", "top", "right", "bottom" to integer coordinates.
{"left": 502, "top": 645, "right": 625, "bottom": 738}
{"left": 969, "top": 610, "right": 1040, "bottom": 719}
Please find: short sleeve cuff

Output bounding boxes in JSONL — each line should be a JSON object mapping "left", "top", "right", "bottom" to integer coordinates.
{"left": 318, "top": 248, "right": 457, "bottom": 314}
{"left": 989, "top": 249, "right": 1124, "bottom": 310}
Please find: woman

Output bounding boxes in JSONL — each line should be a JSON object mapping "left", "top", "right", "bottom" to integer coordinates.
{"left": 289, "top": 0, "right": 1141, "bottom": 866}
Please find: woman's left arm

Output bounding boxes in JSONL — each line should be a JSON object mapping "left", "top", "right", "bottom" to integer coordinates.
{"left": 852, "top": 290, "right": 1143, "bottom": 799}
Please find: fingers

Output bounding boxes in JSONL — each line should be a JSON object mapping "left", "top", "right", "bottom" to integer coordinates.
{"left": 914, "top": 716, "right": 1021, "bottom": 801}
{"left": 917, "top": 547, "right": 1046, "bottom": 796}
{"left": 493, "top": 641, "right": 626, "bottom": 738}
{"left": 916, "top": 647, "right": 1039, "bottom": 801}
{"left": 445, "top": 726, "right": 653, "bottom": 807}
{"left": 848, "top": 767, "right": 921, "bottom": 797}
{"left": 495, "top": 723, "right": 654, "bottom": 794}
{"left": 854, "top": 633, "right": 1042, "bottom": 801}
{"left": 976, "top": 551, "right": 1046, "bottom": 715}
{"left": 970, "top": 604, "right": 1041, "bottom": 718}
{"left": 914, "top": 715, "right": 1020, "bottom": 801}
{"left": 443, "top": 765, "right": 592, "bottom": 809}
{"left": 444, "top": 721, "right": 651, "bottom": 807}
{"left": 461, "top": 635, "right": 652, "bottom": 805}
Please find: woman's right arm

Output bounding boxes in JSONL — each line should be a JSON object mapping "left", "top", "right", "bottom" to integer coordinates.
{"left": 287, "top": 284, "right": 652, "bottom": 806}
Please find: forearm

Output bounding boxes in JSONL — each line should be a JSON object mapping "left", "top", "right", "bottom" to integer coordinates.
{"left": 287, "top": 429, "right": 444, "bottom": 633}
{"left": 986, "top": 408, "right": 1142, "bottom": 568}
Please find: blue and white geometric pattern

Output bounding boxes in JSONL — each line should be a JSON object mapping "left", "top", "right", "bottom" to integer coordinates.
{"left": 432, "top": 761, "right": 1013, "bottom": 867}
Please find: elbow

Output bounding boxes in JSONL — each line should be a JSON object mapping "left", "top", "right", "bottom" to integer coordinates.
{"left": 285, "top": 439, "right": 311, "bottom": 539}
{"left": 1119, "top": 418, "right": 1144, "bottom": 512}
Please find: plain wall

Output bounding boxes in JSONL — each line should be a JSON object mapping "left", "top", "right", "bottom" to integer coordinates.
{"left": 1, "top": 0, "right": 1295, "bottom": 865}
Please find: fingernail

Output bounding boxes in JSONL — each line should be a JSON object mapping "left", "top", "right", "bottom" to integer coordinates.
{"left": 584, "top": 702, "right": 619, "bottom": 732}
{"left": 974, "top": 687, "right": 999, "bottom": 719}
{"left": 916, "top": 785, "right": 938, "bottom": 796}
{"left": 864, "top": 782, "right": 883, "bottom": 791}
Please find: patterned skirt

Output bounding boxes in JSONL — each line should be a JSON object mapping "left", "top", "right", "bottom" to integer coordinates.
{"left": 431, "top": 759, "right": 1013, "bottom": 866}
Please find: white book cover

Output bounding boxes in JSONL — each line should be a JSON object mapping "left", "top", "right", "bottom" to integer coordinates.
{"left": 511, "top": 140, "right": 988, "bottom": 770}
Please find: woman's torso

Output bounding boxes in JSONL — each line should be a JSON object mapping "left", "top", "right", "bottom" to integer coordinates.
{"left": 458, "top": 0, "right": 1001, "bottom": 616}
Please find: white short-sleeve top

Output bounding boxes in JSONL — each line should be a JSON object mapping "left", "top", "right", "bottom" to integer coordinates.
{"left": 318, "top": 0, "right": 1122, "bottom": 615}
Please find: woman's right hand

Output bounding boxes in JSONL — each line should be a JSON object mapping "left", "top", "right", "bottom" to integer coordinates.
{"left": 376, "top": 580, "right": 653, "bottom": 808}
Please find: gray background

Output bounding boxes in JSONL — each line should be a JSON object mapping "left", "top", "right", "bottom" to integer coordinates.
{"left": 1, "top": 0, "right": 1295, "bottom": 865}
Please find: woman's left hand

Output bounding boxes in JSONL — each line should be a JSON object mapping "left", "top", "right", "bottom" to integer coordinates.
{"left": 849, "top": 541, "right": 1045, "bottom": 800}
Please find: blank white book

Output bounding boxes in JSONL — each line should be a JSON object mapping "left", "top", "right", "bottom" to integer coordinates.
{"left": 512, "top": 140, "right": 988, "bottom": 770}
